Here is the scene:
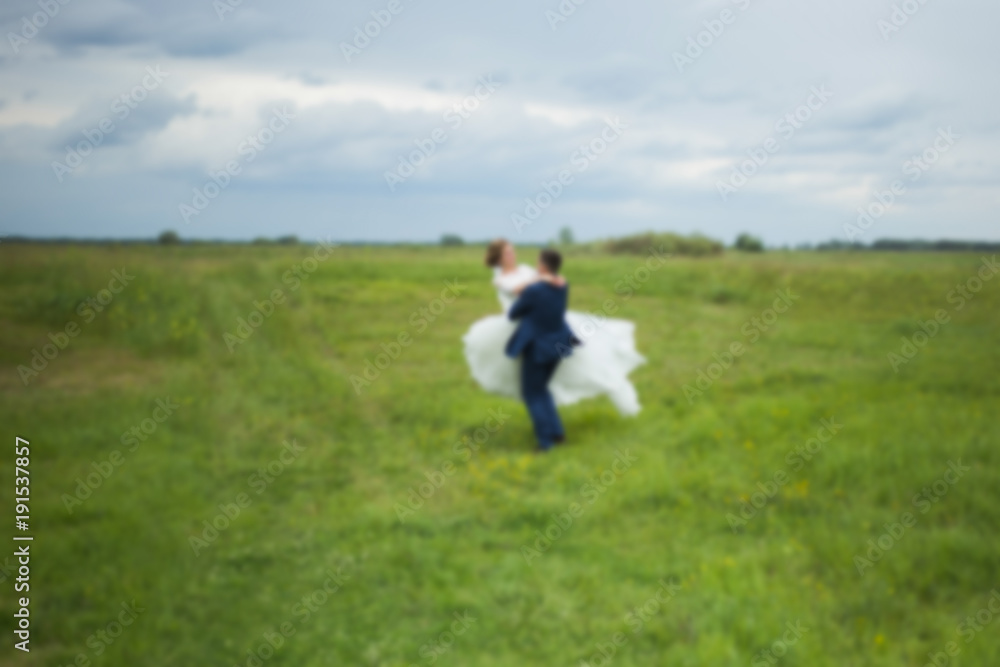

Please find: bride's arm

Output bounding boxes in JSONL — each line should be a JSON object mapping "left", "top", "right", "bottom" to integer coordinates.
{"left": 511, "top": 275, "right": 565, "bottom": 294}
{"left": 512, "top": 281, "right": 533, "bottom": 295}
{"left": 537, "top": 274, "right": 567, "bottom": 287}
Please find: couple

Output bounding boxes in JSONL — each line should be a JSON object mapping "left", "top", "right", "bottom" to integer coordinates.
{"left": 463, "top": 239, "right": 645, "bottom": 451}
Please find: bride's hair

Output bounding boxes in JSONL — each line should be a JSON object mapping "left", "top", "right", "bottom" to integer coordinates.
{"left": 485, "top": 239, "right": 508, "bottom": 268}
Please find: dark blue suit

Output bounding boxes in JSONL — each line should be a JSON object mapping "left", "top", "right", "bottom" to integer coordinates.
{"left": 506, "top": 282, "right": 578, "bottom": 450}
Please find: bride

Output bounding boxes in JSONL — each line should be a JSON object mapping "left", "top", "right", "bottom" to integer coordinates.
{"left": 462, "top": 239, "right": 646, "bottom": 416}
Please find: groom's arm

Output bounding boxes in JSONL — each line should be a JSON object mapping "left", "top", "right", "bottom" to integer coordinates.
{"left": 508, "top": 285, "right": 536, "bottom": 321}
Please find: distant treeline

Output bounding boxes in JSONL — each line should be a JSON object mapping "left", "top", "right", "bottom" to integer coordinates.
{"left": 3, "top": 233, "right": 998, "bottom": 254}
{"left": 0, "top": 234, "right": 304, "bottom": 245}
{"left": 600, "top": 232, "right": 724, "bottom": 257}
{"left": 0, "top": 235, "right": 405, "bottom": 246}
{"left": 815, "top": 239, "right": 1000, "bottom": 252}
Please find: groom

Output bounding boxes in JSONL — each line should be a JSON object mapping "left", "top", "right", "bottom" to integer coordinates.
{"left": 505, "top": 249, "right": 578, "bottom": 452}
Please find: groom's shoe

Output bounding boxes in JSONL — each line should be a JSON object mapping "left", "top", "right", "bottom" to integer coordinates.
{"left": 553, "top": 434, "right": 565, "bottom": 444}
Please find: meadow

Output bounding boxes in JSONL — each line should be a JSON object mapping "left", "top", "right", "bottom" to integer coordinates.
{"left": 1, "top": 242, "right": 999, "bottom": 666}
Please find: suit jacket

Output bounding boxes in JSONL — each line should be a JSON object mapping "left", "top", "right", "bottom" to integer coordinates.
{"left": 505, "top": 281, "right": 578, "bottom": 364}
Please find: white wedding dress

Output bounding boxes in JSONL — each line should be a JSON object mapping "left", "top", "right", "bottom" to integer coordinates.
{"left": 462, "top": 264, "right": 646, "bottom": 416}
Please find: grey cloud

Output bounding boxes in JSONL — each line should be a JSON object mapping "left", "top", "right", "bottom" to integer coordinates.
{"left": 5, "top": 0, "right": 285, "bottom": 58}
{"left": 50, "top": 91, "right": 197, "bottom": 151}
{"left": 826, "top": 96, "right": 929, "bottom": 132}
{"left": 562, "top": 64, "right": 663, "bottom": 104}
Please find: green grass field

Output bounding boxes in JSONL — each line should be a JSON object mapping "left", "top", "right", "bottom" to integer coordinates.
{"left": 2, "top": 243, "right": 999, "bottom": 666}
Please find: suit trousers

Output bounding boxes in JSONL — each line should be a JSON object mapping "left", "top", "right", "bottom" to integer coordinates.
{"left": 520, "top": 353, "right": 564, "bottom": 450}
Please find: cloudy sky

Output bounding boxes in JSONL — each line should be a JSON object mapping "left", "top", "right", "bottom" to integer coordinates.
{"left": 1, "top": 0, "right": 997, "bottom": 245}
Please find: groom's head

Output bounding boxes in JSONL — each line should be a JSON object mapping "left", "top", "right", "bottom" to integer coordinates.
{"left": 538, "top": 249, "right": 562, "bottom": 276}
